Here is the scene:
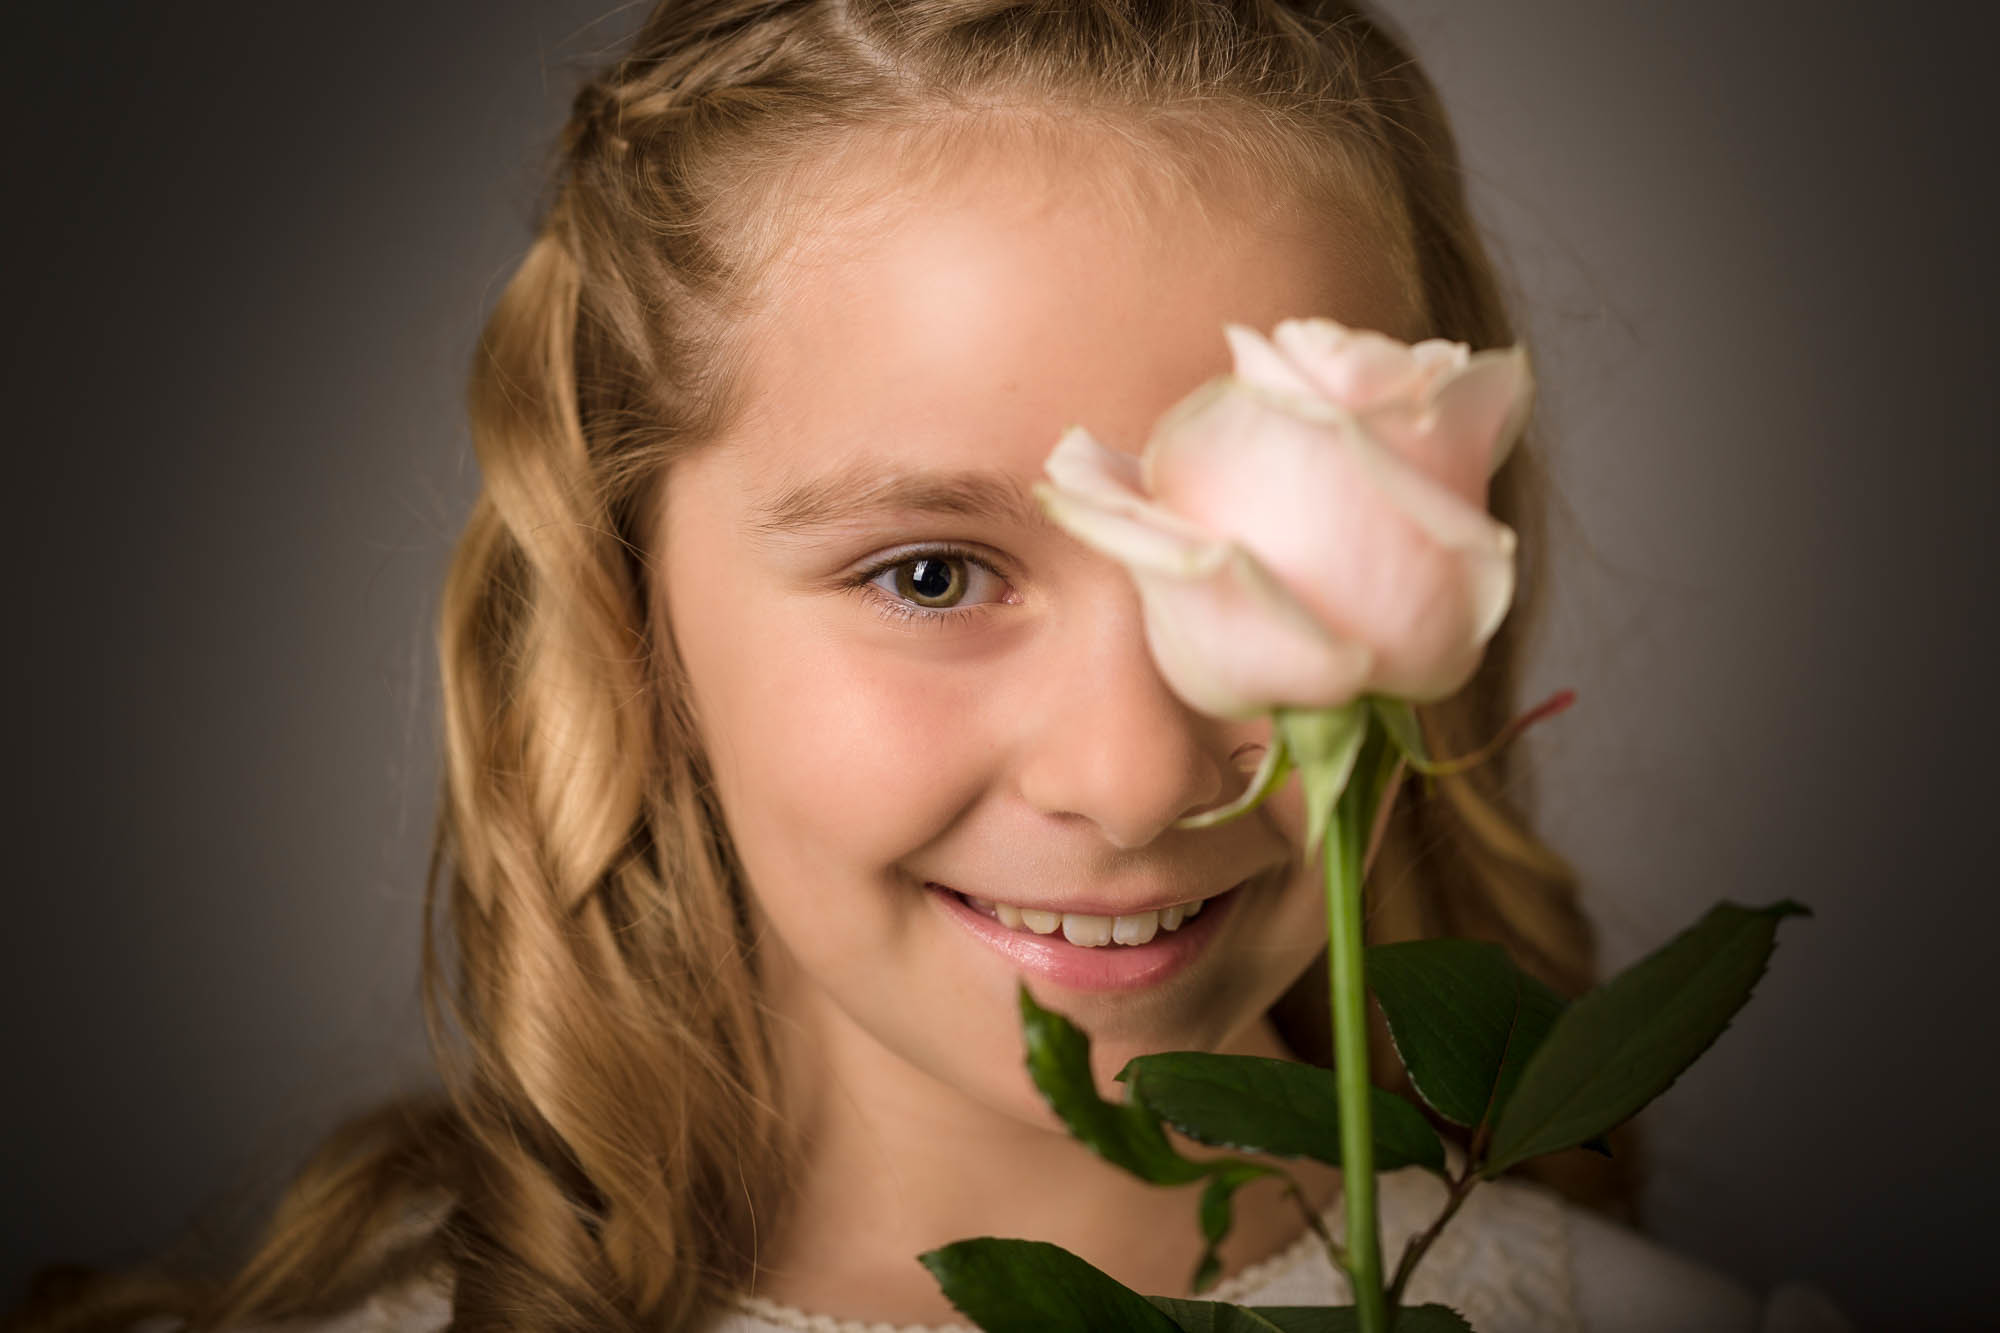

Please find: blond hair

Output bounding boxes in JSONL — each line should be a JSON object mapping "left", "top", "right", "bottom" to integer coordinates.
{"left": 16, "top": 3, "right": 1634, "bottom": 1330}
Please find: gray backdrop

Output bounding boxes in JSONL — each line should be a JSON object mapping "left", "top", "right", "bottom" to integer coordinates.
{"left": 9, "top": 3, "right": 1996, "bottom": 1328}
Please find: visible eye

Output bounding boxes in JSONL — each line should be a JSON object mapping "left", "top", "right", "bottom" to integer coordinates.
{"left": 846, "top": 543, "right": 1015, "bottom": 628}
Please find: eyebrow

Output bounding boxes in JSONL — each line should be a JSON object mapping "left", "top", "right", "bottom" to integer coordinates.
{"left": 747, "top": 462, "right": 1063, "bottom": 543}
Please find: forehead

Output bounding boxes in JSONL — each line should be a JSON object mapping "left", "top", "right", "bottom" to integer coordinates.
{"left": 708, "top": 123, "right": 1419, "bottom": 495}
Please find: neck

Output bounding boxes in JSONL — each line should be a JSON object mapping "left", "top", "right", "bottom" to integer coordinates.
{"left": 749, "top": 987, "right": 1344, "bottom": 1327}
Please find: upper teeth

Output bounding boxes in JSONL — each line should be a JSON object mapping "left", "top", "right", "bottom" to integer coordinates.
{"left": 964, "top": 894, "right": 1207, "bottom": 947}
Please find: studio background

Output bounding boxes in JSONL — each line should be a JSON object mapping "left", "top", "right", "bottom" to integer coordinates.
{"left": 10, "top": 3, "right": 1995, "bottom": 1328}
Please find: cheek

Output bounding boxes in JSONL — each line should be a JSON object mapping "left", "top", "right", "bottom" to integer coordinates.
{"left": 693, "top": 611, "right": 1002, "bottom": 880}
{"left": 1261, "top": 772, "right": 1308, "bottom": 854}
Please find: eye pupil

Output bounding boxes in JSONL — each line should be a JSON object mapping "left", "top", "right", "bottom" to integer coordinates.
{"left": 900, "top": 557, "right": 962, "bottom": 606}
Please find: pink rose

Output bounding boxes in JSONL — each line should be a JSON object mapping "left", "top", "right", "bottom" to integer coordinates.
{"left": 1034, "top": 318, "right": 1530, "bottom": 719}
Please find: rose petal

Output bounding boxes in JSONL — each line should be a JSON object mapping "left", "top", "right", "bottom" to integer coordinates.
{"left": 1222, "top": 323, "right": 1326, "bottom": 403}
{"left": 1148, "top": 376, "right": 1501, "bottom": 569}
{"left": 1038, "top": 422, "right": 1377, "bottom": 713}
{"left": 1357, "top": 400, "right": 1486, "bottom": 507}
{"left": 1367, "top": 537, "right": 1516, "bottom": 700}
{"left": 1338, "top": 405, "right": 1516, "bottom": 555}
{"left": 1033, "top": 480, "right": 1228, "bottom": 579}
{"left": 1044, "top": 424, "right": 1222, "bottom": 545}
{"left": 1129, "top": 542, "right": 1376, "bottom": 718}
{"left": 1043, "top": 424, "right": 1143, "bottom": 505}
{"left": 1143, "top": 379, "right": 1515, "bottom": 700}
{"left": 1273, "top": 318, "right": 1458, "bottom": 411}
{"left": 1428, "top": 346, "right": 1534, "bottom": 481}
{"left": 1359, "top": 347, "right": 1532, "bottom": 507}
{"left": 1409, "top": 337, "right": 1472, "bottom": 384}
{"left": 1046, "top": 318, "right": 1526, "bottom": 716}
{"left": 1333, "top": 426, "right": 1519, "bottom": 678}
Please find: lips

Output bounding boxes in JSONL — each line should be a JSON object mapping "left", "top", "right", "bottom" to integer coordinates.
{"left": 924, "top": 876, "right": 1246, "bottom": 993}
{"left": 934, "top": 882, "right": 1225, "bottom": 946}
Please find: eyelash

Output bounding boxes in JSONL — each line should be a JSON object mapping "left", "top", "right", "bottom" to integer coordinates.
{"left": 845, "top": 543, "right": 1012, "bottom": 629}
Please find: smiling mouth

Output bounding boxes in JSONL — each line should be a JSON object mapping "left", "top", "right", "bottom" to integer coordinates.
{"left": 926, "top": 881, "right": 1242, "bottom": 948}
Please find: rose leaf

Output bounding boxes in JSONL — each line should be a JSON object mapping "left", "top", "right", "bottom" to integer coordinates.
{"left": 1189, "top": 1162, "right": 1281, "bottom": 1294}
{"left": 1481, "top": 900, "right": 1812, "bottom": 1176}
{"left": 1146, "top": 1300, "right": 1476, "bottom": 1332}
{"left": 918, "top": 1237, "right": 1183, "bottom": 1333}
{"left": 1116, "top": 1051, "right": 1446, "bottom": 1177}
{"left": 1365, "top": 938, "right": 1567, "bottom": 1132}
{"left": 1020, "top": 983, "right": 1212, "bottom": 1186}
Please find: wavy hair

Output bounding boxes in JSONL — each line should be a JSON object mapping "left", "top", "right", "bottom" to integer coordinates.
{"left": 16, "top": 2, "right": 1636, "bottom": 1330}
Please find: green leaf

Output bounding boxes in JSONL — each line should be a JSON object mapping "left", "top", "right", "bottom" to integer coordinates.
{"left": 1146, "top": 1297, "right": 1295, "bottom": 1331}
{"left": 1365, "top": 939, "right": 1566, "bottom": 1131}
{"left": 1145, "top": 1301, "right": 1474, "bottom": 1333}
{"left": 1020, "top": 985, "right": 1210, "bottom": 1186}
{"left": 1191, "top": 1163, "right": 1278, "bottom": 1294}
{"left": 1482, "top": 900, "right": 1812, "bottom": 1175}
{"left": 1274, "top": 705, "right": 1369, "bottom": 859}
{"left": 1117, "top": 1052, "right": 1446, "bottom": 1177}
{"left": 1020, "top": 988, "right": 1324, "bottom": 1295}
{"left": 918, "top": 1237, "right": 1184, "bottom": 1333}
{"left": 1381, "top": 1310, "right": 1477, "bottom": 1333}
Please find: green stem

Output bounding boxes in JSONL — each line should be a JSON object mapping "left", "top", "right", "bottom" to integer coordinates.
{"left": 1279, "top": 1170, "right": 1350, "bottom": 1274}
{"left": 1326, "top": 749, "right": 1387, "bottom": 1331}
{"left": 1386, "top": 1162, "right": 1478, "bottom": 1310}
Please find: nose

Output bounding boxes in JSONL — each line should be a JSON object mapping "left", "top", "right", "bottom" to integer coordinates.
{"left": 1014, "top": 576, "right": 1243, "bottom": 850}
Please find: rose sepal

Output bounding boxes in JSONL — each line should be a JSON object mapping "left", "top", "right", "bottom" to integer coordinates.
{"left": 1274, "top": 704, "right": 1371, "bottom": 861}
{"left": 1175, "top": 732, "right": 1295, "bottom": 831}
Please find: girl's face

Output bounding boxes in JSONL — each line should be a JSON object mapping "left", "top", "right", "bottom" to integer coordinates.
{"left": 658, "top": 130, "right": 1417, "bottom": 1135}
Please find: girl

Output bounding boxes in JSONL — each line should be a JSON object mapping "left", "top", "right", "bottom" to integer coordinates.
{"left": 22, "top": 2, "right": 1849, "bottom": 1331}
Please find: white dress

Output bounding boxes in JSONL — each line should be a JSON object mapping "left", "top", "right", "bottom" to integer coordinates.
{"left": 177, "top": 1167, "right": 1852, "bottom": 1333}
{"left": 712, "top": 1167, "right": 1853, "bottom": 1333}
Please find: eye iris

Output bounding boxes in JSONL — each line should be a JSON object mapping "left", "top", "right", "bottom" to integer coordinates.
{"left": 897, "top": 557, "right": 963, "bottom": 607}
